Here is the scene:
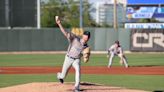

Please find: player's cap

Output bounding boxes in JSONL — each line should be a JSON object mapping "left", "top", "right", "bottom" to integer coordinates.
{"left": 83, "top": 31, "right": 90, "bottom": 38}
{"left": 115, "top": 40, "right": 120, "bottom": 45}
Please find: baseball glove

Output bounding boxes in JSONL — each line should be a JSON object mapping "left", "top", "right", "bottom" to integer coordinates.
{"left": 83, "top": 47, "right": 91, "bottom": 63}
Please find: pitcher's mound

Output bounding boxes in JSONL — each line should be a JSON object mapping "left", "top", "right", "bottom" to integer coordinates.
{"left": 0, "top": 82, "right": 148, "bottom": 92}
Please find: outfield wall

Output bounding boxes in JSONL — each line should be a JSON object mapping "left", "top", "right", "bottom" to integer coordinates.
{"left": 1, "top": 28, "right": 163, "bottom": 52}
{"left": 94, "top": 28, "right": 130, "bottom": 51}
{"left": 0, "top": 28, "right": 130, "bottom": 51}
{"left": 0, "top": 28, "right": 71, "bottom": 51}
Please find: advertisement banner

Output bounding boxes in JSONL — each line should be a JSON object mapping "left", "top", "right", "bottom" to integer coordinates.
{"left": 125, "top": 23, "right": 164, "bottom": 29}
{"left": 127, "top": 7, "right": 156, "bottom": 19}
{"left": 126, "top": 6, "right": 164, "bottom": 23}
{"left": 127, "top": 0, "right": 164, "bottom": 5}
{"left": 130, "top": 29, "right": 164, "bottom": 52}
{"left": 127, "top": 7, "right": 164, "bottom": 18}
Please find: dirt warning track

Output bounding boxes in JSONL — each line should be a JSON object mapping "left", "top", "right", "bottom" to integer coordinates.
{"left": 0, "top": 66, "right": 164, "bottom": 75}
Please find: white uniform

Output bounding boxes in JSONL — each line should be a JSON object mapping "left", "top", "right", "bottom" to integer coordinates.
{"left": 108, "top": 44, "right": 128, "bottom": 68}
{"left": 57, "top": 32, "right": 88, "bottom": 89}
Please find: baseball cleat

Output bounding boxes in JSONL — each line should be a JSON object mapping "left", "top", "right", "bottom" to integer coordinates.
{"left": 125, "top": 65, "right": 129, "bottom": 68}
{"left": 107, "top": 66, "right": 111, "bottom": 68}
{"left": 59, "top": 79, "right": 64, "bottom": 84}
{"left": 74, "top": 86, "right": 81, "bottom": 92}
{"left": 57, "top": 72, "right": 64, "bottom": 84}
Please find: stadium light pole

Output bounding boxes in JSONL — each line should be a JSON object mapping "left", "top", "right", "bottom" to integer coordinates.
{"left": 113, "top": 0, "right": 118, "bottom": 31}
{"left": 80, "top": 0, "right": 83, "bottom": 28}
{"left": 37, "top": 0, "right": 41, "bottom": 29}
{"left": 5, "top": 0, "right": 10, "bottom": 28}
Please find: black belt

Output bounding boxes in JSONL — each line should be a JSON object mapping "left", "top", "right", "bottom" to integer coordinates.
{"left": 67, "top": 55, "right": 78, "bottom": 60}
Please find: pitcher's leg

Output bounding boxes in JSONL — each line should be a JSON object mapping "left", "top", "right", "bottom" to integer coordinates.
{"left": 72, "top": 59, "right": 81, "bottom": 90}
{"left": 57, "top": 56, "right": 73, "bottom": 79}
{"left": 108, "top": 53, "right": 115, "bottom": 68}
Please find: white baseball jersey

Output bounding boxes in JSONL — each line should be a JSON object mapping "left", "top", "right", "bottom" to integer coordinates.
{"left": 108, "top": 44, "right": 123, "bottom": 55}
{"left": 66, "top": 33, "right": 88, "bottom": 59}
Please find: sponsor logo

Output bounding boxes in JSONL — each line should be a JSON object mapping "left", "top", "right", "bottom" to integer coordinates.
{"left": 133, "top": 33, "right": 164, "bottom": 48}
{"left": 126, "top": 7, "right": 164, "bottom": 19}
{"left": 125, "top": 23, "right": 164, "bottom": 29}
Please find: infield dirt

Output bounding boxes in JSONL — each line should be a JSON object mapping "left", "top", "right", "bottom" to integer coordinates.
{"left": 0, "top": 66, "right": 164, "bottom": 75}
{"left": 0, "top": 82, "right": 148, "bottom": 92}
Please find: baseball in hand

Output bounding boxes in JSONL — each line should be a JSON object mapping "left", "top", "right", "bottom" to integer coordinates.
{"left": 55, "top": 16, "right": 59, "bottom": 21}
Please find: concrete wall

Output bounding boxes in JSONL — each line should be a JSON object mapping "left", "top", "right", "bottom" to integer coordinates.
{"left": 0, "top": 28, "right": 130, "bottom": 51}
{"left": 94, "top": 28, "right": 130, "bottom": 51}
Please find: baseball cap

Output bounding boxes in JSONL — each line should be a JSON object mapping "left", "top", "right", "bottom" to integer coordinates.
{"left": 83, "top": 31, "right": 91, "bottom": 38}
{"left": 115, "top": 40, "right": 120, "bottom": 45}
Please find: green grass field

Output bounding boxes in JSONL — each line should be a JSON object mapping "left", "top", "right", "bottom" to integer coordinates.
{"left": 0, "top": 53, "right": 164, "bottom": 91}
{"left": 0, "top": 53, "right": 164, "bottom": 67}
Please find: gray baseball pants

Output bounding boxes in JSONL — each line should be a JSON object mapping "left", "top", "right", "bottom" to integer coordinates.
{"left": 57, "top": 55, "right": 81, "bottom": 89}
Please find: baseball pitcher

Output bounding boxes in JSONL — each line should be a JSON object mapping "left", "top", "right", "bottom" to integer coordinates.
{"left": 107, "top": 40, "right": 129, "bottom": 68}
{"left": 55, "top": 16, "right": 91, "bottom": 91}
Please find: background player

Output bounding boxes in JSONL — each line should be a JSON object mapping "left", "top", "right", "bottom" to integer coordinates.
{"left": 55, "top": 16, "right": 91, "bottom": 91}
{"left": 107, "top": 40, "right": 129, "bottom": 68}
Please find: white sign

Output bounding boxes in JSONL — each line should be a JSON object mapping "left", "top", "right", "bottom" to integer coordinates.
{"left": 125, "top": 23, "right": 164, "bottom": 29}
